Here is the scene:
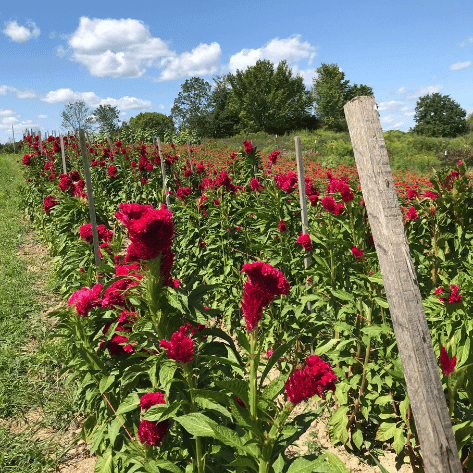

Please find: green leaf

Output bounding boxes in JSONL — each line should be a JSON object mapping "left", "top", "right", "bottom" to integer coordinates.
{"left": 322, "top": 451, "right": 351, "bottom": 472}
{"left": 373, "top": 297, "right": 389, "bottom": 309}
{"left": 352, "top": 428, "right": 363, "bottom": 449}
{"left": 369, "top": 454, "right": 390, "bottom": 473}
{"left": 95, "top": 448, "right": 113, "bottom": 473}
{"left": 329, "top": 405, "right": 349, "bottom": 444}
{"left": 174, "top": 413, "right": 217, "bottom": 437}
{"left": 215, "top": 379, "right": 249, "bottom": 407}
{"left": 330, "top": 289, "right": 354, "bottom": 302}
{"left": 272, "top": 454, "right": 285, "bottom": 473}
{"left": 237, "top": 331, "right": 251, "bottom": 353}
{"left": 375, "top": 422, "right": 397, "bottom": 442}
{"left": 452, "top": 420, "right": 473, "bottom": 451}
{"left": 375, "top": 394, "right": 393, "bottom": 406}
{"left": 115, "top": 392, "right": 141, "bottom": 415}
{"left": 361, "top": 324, "right": 393, "bottom": 337}
{"left": 99, "top": 374, "right": 115, "bottom": 394}
{"left": 393, "top": 426, "right": 406, "bottom": 454}
{"left": 144, "top": 402, "right": 183, "bottom": 423}
{"left": 261, "top": 375, "right": 287, "bottom": 402}
{"left": 108, "top": 416, "right": 122, "bottom": 446}
{"left": 399, "top": 395, "right": 410, "bottom": 424}
{"left": 287, "top": 457, "right": 331, "bottom": 473}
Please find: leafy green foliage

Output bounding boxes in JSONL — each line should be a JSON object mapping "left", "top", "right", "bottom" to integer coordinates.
{"left": 227, "top": 60, "right": 314, "bottom": 134}
{"left": 128, "top": 112, "right": 175, "bottom": 142}
{"left": 61, "top": 100, "right": 96, "bottom": 135}
{"left": 410, "top": 93, "right": 468, "bottom": 138}
{"left": 92, "top": 104, "right": 121, "bottom": 134}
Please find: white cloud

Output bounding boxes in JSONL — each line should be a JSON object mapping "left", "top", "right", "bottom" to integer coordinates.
{"left": 40, "top": 87, "right": 152, "bottom": 111}
{"left": 66, "top": 17, "right": 175, "bottom": 78}
{"left": 449, "top": 60, "right": 472, "bottom": 70}
{"left": 397, "top": 87, "right": 405, "bottom": 93}
{"left": 290, "top": 66, "right": 317, "bottom": 87}
{"left": 3, "top": 20, "right": 40, "bottom": 43}
{"left": 403, "top": 85, "right": 443, "bottom": 100}
{"left": 229, "top": 35, "right": 317, "bottom": 73}
{"left": 459, "top": 36, "right": 473, "bottom": 47}
{"left": 0, "top": 108, "right": 37, "bottom": 134}
{"left": 158, "top": 42, "right": 221, "bottom": 81}
{"left": 380, "top": 115, "right": 393, "bottom": 123}
{"left": 392, "top": 122, "right": 404, "bottom": 128}
{"left": 38, "top": 114, "right": 48, "bottom": 119}
{"left": 16, "top": 89, "right": 37, "bottom": 99}
{"left": 0, "top": 109, "right": 15, "bottom": 117}
{"left": 377, "top": 100, "right": 403, "bottom": 111}
{"left": 403, "top": 111, "right": 415, "bottom": 116}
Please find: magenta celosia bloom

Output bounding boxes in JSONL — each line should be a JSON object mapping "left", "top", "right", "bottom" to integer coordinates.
{"left": 406, "top": 206, "right": 418, "bottom": 220}
{"left": 138, "top": 419, "right": 169, "bottom": 447}
{"left": 269, "top": 150, "right": 280, "bottom": 165}
{"left": 176, "top": 187, "right": 191, "bottom": 202}
{"left": 243, "top": 140, "right": 253, "bottom": 154}
{"left": 79, "top": 223, "right": 113, "bottom": 244}
{"left": 160, "top": 326, "right": 195, "bottom": 363}
{"left": 101, "top": 264, "right": 143, "bottom": 308}
{"left": 241, "top": 262, "right": 289, "bottom": 331}
{"left": 250, "top": 178, "right": 263, "bottom": 192}
{"left": 439, "top": 345, "right": 456, "bottom": 376}
{"left": 67, "top": 284, "right": 103, "bottom": 316}
{"left": 278, "top": 219, "right": 287, "bottom": 232}
{"left": 285, "top": 355, "right": 337, "bottom": 405}
{"left": 140, "top": 392, "right": 166, "bottom": 410}
{"left": 100, "top": 311, "right": 136, "bottom": 356}
{"left": 43, "top": 195, "right": 58, "bottom": 213}
{"left": 58, "top": 176, "right": 72, "bottom": 192}
{"left": 296, "top": 233, "right": 312, "bottom": 251}
{"left": 434, "top": 284, "right": 462, "bottom": 304}
{"left": 407, "top": 189, "right": 419, "bottom": 200}
{"left": 107, "top": 165, "right": 117, "bottom": 178}
{"left": 321, "top": 196, "right": 337, "bottom": 213}
{"left": 351, "top": 245, "right": 365, "bottom": 261}
{"left": 304, "top": 178, "right": 316, "bottom": 197}
{"left": 275, "top": 172, "right": 298, "bottom": 193}
{"left": 308, "top": 193, "right": 319, "bottom": 207}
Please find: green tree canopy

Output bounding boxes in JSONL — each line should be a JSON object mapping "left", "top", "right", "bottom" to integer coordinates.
{"left": 92, "top": 104, "right": 120, "bottom": 134}
{"left": 128, "top": 112, "right": 175, "bottom": 139}
{"left": 227, "top": 59, "right": 314, "bottom": 134}
{"left": 312, "top": 63, "right": 373, "bottom": 131}
{"left": 61, "top": 100, "right": 95, "bottom": 136}
{"left": 410, "top": 93, "right": 467, "bottom": 138}
{"left": 466, "top": 112, "right": 473, "bottom": 133}
{"left": 171, "top": 77, "right": 212, "bottom": 137}
{"left": 206, "top": 75, "right": 240, "bottom": 138}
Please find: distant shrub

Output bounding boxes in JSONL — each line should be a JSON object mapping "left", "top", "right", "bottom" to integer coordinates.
{"left": 437, "top": 147, "right": 473, "bottom": 168}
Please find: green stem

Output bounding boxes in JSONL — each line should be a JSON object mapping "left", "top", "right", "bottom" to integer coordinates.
{"left": 183, "top": 363, "right": 205, "bottom": 473}
{"left": 249, "top": 329, "right": 258, "bottom": 437}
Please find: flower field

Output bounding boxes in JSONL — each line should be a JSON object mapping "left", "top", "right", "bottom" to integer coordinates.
{"left": 18, "top": 133, "right": 473, "bottom": 472}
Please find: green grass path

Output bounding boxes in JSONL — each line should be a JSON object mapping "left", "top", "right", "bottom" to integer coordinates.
{"left": 0, "top": 154, "right": 79, "bottom": 473}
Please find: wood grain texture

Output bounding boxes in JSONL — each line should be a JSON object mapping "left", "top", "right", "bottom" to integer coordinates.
{"left": 344, "top": 96, "right": 461, "bottom": 472}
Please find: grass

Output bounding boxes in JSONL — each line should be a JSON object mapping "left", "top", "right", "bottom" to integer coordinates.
{"left": 0, "top": 153, "right": 81, "bottom": 472}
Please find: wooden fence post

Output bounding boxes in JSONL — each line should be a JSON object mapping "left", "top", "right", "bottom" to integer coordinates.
{"left": 186, "top": 141, "right": 194, "bottom": 173}
{"left": 156, "top": 137, "right": 171, "bottom": 207}
{"left": 78, "top": 129, "right": 103, "bottom": 284}
{"left": 344, "top": 95, "right": 462, "bottom": 473}
{"left": 59, "top": 134, "right": 67, "bottom": 174}
{"left": 38, "top": 131, "right": 43, "bottom": 155}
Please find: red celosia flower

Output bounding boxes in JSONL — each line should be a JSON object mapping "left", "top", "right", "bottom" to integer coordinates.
{"left": 140, "top": 392, "right": 166, "bottom": 410}
{"left": 439, "top": 345, "right": 456, "bottom": 376}
{"left": 278, "top": 219, "right": 287, "bottom": 232}
{"left": 58, "top": 175, "right": 72, "bottom": 192}
{"left": 321, "top": 196, "right": 337, "bottom": 213}
{"left": 351, "top": 245, "right": 365, "bottom": 261}
{"left": 407, "top": 189, "right": 419, "bottom": 200}
{"left": 176, "top": 187, "right": 191, "bottom": 202}
{"left": 160, "top": 326, "right": 195, "bottom": 363}
{"left": 296, "top": 233, "right": 312, "bottom": 251}
{"left": 269, "top": 150, "right": 280, "bottom": 165}
{"left": 79, "top": 223, "right": 113, "bottom": 244}
{"left": 107, "top": 165, "right": 117, "bottom": 178}
{"left": 243, "top": 140, "right": 253, "bottom": 154}
{"left": 448, "top": 284, "right": 462, "bottom": 303}
{"left": 43, "top": 195, "right": 58, "bottom": 213}
{"left": 138, "top": 419, "right": 169, "bottom": 447}
{"left": 304, "top": 178, "right": 316, "bottom": 197}
{"left": 308, "top": 194, "right": 319, "bottom": 207}
{"left": 285, "top": 355, "right": 337, "bottom": 405}
{"left": 199, "top": 241, "right": 206, "bottom": 247}
{"left": 406, "top": 206, "right": 418, "bottom": 220}
{"left": 250, "top": 178, "right": 263, "bottom": 192}
{"left": 275, "top": 172, "right": 298, "bottom": 193}
{"left": 100, "top": 310, "right": 136, "bottom": 356}
{"left": 241, "top": 281, "right": 272, "bottom": 331}
{"left": 102, "top": 264, "right": 143, "bottom": 308}
{"left": 236, "top": 396, "right": 246, "bottom": 408}
{"left": 67, "top": 284, "right": 103, "bottom": 316}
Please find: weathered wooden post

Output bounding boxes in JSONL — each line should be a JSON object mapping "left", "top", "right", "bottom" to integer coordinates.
{"left": 156, "top": 137, "right": 171, "bottom": 207}
{"left": 186, "top": 141, "right": 194, "bottom": 173}
{"left": 59, "top": 134, "right": 67, "bottom": 174}
{"left": 344, "top": 95, "right": 461, "bottom": 473}
{"left": 78, "top": 129, "right": 103, "bottom": 284}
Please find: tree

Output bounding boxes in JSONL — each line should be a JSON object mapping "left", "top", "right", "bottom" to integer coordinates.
{"left": 312, "top": 63, "right": 373, "bottom": 131}
{"left": 206, "top": 75, "right": 240, "bottom": 138}
{"left": 410, "top": 93, "right": 467, "bottom": 137}
{"left": 128, "top": 112, "right": 175, "bottom": 139}
{"left": 227, "top": 60, "right": 313, "bottom": 134}
{"left": 61, "top": 100, "right": 95, "bottom": 135}
{"left": 92, "top": 104, "right": 120, "bottom": 134}
{"left": 466, "top": 112, "right": 473, "bottom": 133}
{"left": 171, "top": 77, "right": 212, "bottom": 137}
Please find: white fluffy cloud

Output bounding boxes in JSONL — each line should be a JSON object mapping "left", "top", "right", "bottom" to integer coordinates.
{"left": 459, "top": 36, "right": 473, "bottom": 47}
{"left": 38, "top": 114, "right": 48, "bottom": 119}
{"left": 449, "top": 60, "right": 472, "bottom": 71}
{"left": 399, "top": 84, "right": 443, "bottom": 100}
{"left": 229, "top": 35, "right": 316, "bottom": 73}
{"left": 158, "top": 43, "right": 221, "bottom": 81}
{"left": 40, "top": 87, "right": 152, "bottom": 110}
{"left": 65, "top": 17, "right": 220, "bottom": 80}
{"left": 3, "top": 20, "right": 40, "bottom": 43}
{"left": 377, "top": 100, "right": 403, "bottom": 111}
{"left": 0, "top": 84, "right": 38, "bottom": 99}
{"left": 0, "top": 108, "right": 36, "bottom": 134}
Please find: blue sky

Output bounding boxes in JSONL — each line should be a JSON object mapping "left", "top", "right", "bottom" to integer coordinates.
{"left": 1, "top": 0, "right": 472, "bottom": 144}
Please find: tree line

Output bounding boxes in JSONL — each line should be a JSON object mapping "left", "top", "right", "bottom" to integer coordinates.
{"left": 59, "top": 60, "right": 473, "bottom": 141}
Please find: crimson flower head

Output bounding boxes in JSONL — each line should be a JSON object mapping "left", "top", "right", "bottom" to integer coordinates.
{"left": 43, "top": 195, "right": 58, "bottom": 213}
{"left": 351, "top": 245, "right": 365, "bottom": 261}
{"left": 439, "top": 345, "right": 456, "bottom": 376}
{"left": 296, "top": 233, "right": 312, "bottom": 251}
{"left": 250, "top": 178, "right": 263, "bottom": 192}
{"left": 243, "top": 140, "right": 253, "bottom": 154}
{"left": 241, "top": 262, "right": 289, "bottom": 331}
{"left": 321, "top": 196, "right": 337, "bottom": 213}
{"left": 407, "top": 189, "right": 419, "bottom": 201}
{"left": 275, "top": 172, "right": 298, "bottom": 194}
{"left": 138, "top": 392, "right": 169, "bottom": 446}
{"left": 285, "top": 355, "right": 337, "bottom": 405}
{"left": 107, "top": 165, "right": 117, "bottom": 178}
{"left": 160, "top": 326, "right": 195, "bottom": 363}
{"left": 278, "top": 219, "right": 287, "bottom": 232}
{"left": 406, "top": 206, "right": 419, "bottom": 220}
{"left": 68, "top": 284, "right": 103, "bottom": 316}
{"left": 269, "top": 150, "right": 280, "bottom": 165}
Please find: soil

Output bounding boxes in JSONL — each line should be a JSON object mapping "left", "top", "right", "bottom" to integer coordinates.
{"left": 13, "top": 232, "right": 413, "bottom": 472}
